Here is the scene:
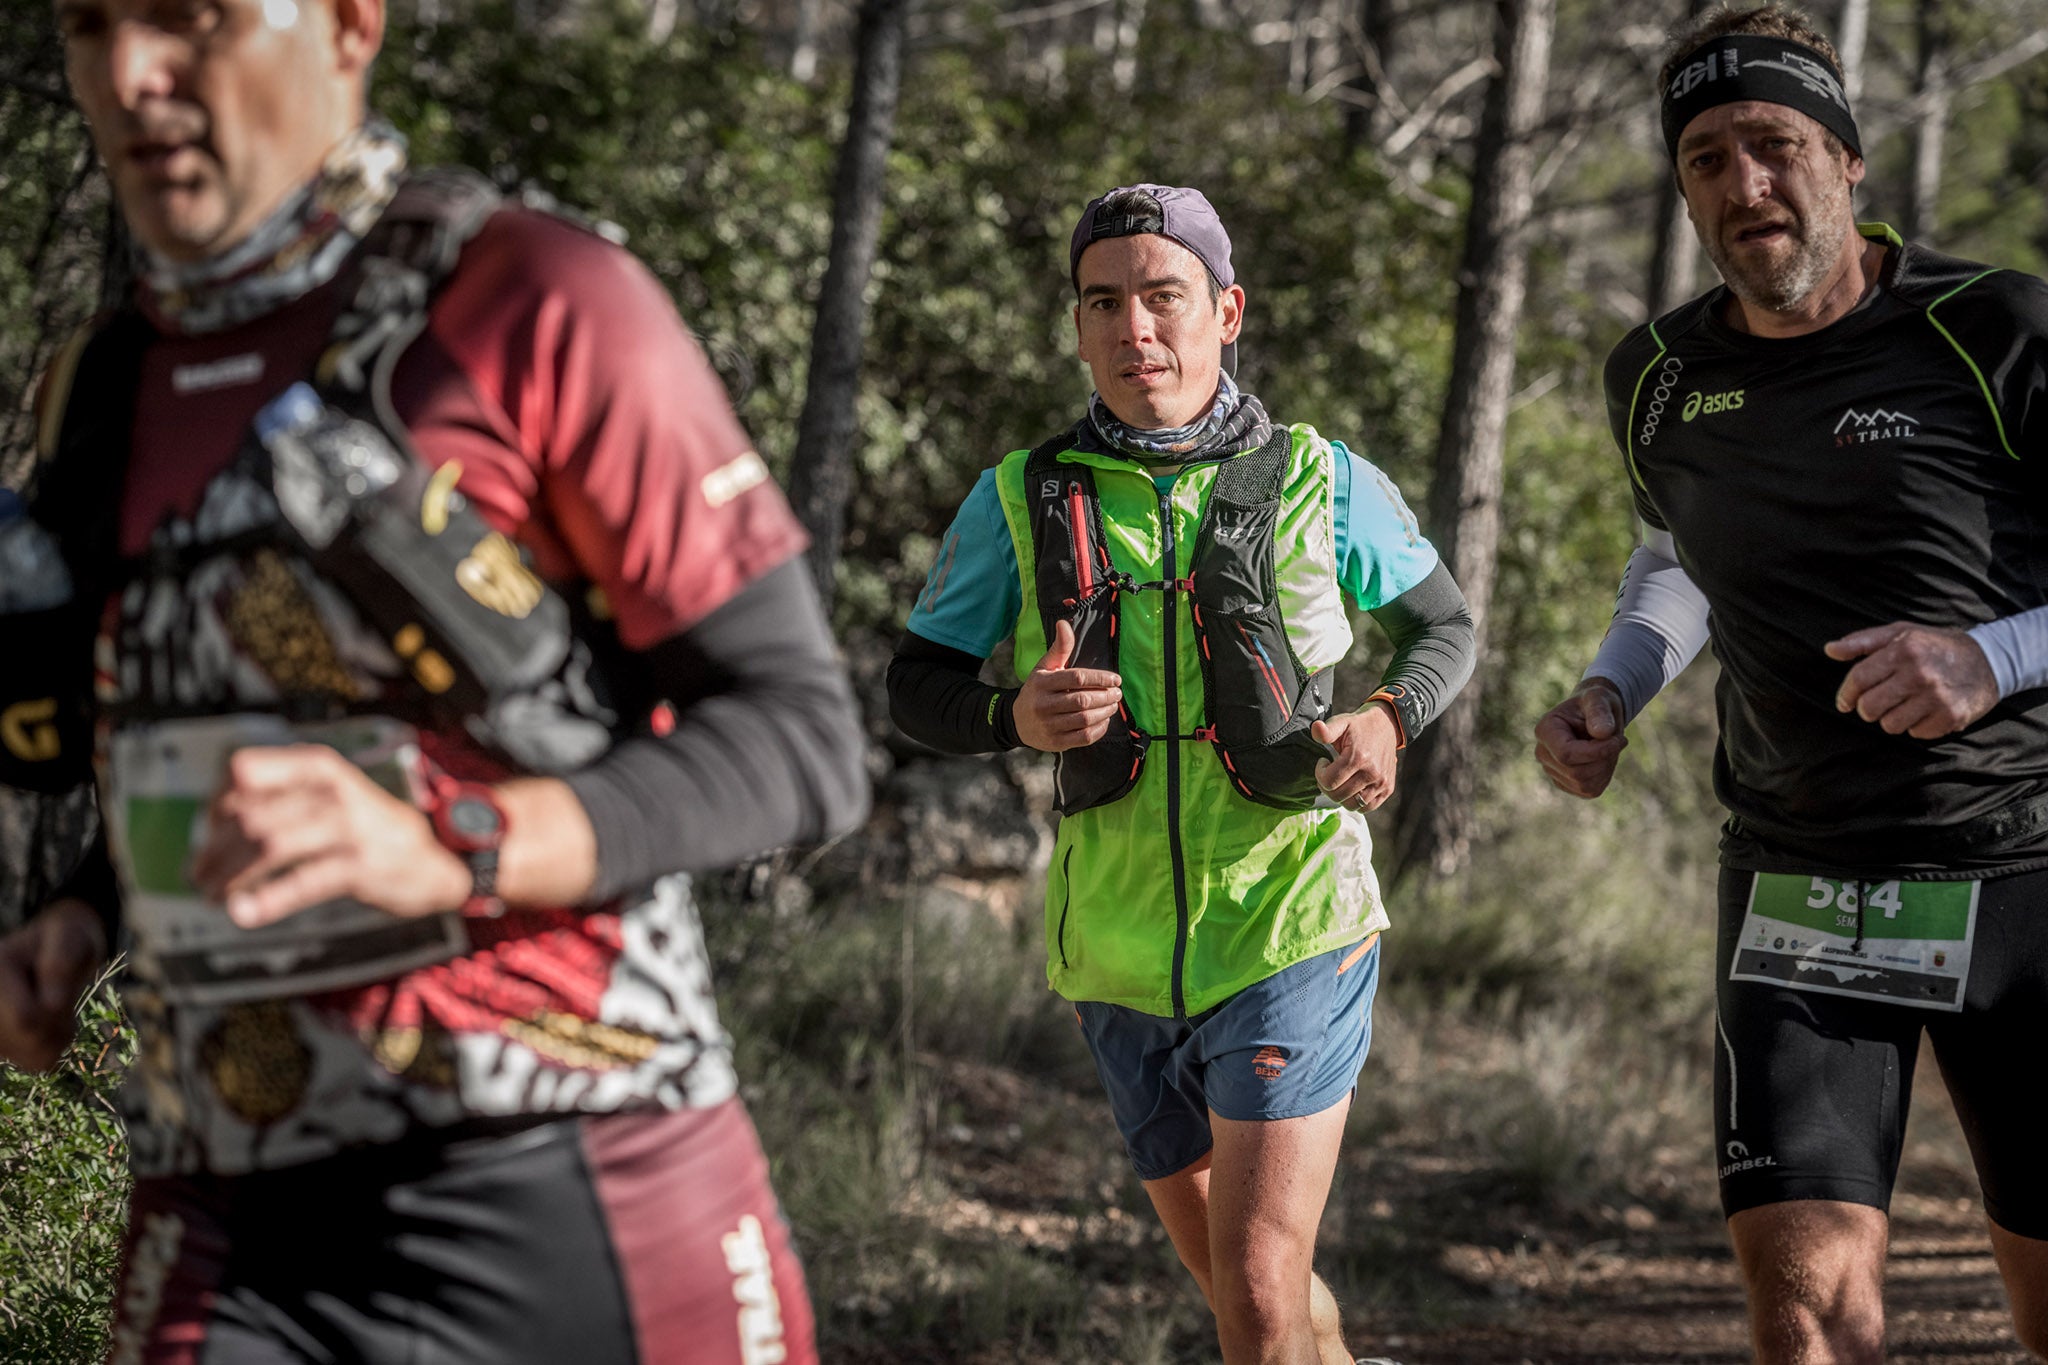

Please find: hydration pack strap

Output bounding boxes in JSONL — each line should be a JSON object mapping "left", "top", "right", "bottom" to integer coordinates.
{"left": 31, "top": 310, "right": 153, "bottom": 593}
{"left": 1021, "top": 428, "right": 1149, "bottom": 813}
{"left": 318, "top": 167, "right": 503, "bottom": 446}
{"left": 1208, "top": 425, "right": 1292, "bottom": 505}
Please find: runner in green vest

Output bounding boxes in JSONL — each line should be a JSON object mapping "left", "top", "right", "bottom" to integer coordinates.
{"left": 889, "top": 183, "right": 1475, "bottom": 1365}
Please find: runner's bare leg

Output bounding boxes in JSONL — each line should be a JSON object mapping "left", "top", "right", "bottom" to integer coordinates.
{"left": 1728, "top": 1201, "right": 1887, "bottom": 1364}
{"left": 1145, "top": 1155, "right": 1345, "bottom": 1353}
{"left": 1986, "top": 1220, "right": 2048, "bottom": 1358}
{"left": 1144, "top": 1153, "right": 1219, "bottom": 1306}
{"left": 1144, "top": 1101, "right": 1353, "bottom": 1364}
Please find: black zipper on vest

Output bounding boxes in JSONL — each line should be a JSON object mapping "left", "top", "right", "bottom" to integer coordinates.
{"left": 1056, "top": 844, "right": 1074, "bottom": 970}
{"left": 1157, "top": 484, "right": 1191, "bottom": 1020}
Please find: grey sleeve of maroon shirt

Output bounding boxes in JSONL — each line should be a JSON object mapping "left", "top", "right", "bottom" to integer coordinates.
{"left": 563, "top": 559, "right": 871, "bottom": 902}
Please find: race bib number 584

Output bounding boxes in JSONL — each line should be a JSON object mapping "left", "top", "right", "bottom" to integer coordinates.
{"left": 1729, "top": 873, "right": 1977, "bottom": 1012}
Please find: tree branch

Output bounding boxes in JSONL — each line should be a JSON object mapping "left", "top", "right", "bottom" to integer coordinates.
{"left": 1383, "top": 55, "right": 1495, "bottom": 156}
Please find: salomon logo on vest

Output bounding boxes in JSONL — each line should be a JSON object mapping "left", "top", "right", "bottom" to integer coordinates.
{"left": 1682, "top": 389, "right": 1743, "bottom": 421}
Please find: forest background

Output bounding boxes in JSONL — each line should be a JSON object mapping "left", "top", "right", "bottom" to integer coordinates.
{"left": 1, "top": 0, "right": 2044, "bottom": 1359}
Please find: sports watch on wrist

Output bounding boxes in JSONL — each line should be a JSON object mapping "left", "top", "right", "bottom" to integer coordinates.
{"left": 429, "top": 781, "right": 507, "bottom": 917}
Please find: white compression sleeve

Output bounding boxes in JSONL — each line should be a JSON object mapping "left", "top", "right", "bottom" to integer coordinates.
{"left": 1969, "top": 606, "right": 2048, "bottom": 698}
{"left": 1583, "top": 527, "right": 1712, "bottom": 722}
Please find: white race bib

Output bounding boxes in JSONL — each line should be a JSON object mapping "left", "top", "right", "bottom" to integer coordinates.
{"left": 1729, "top": 873, "right": 1977, "bottom": 1012}
{"left": 104, "top": 714, "right": 467, "bottom": 1004}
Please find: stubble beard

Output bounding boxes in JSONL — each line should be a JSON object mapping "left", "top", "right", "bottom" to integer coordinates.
{"left": 1705, "top": 177, "right": 1856, "bottom": 315}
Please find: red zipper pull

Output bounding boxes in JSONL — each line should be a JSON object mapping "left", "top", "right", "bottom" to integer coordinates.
{"left": 1067, "top": 481, "right": 1095, "bottom": 598}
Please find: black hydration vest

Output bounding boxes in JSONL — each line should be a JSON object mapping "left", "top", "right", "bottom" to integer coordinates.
{"left": 1, "top": 169, "right": 634, "bottom": 793}
{"left": 1023, "top": 425, "right": 1336, "bottom": 816}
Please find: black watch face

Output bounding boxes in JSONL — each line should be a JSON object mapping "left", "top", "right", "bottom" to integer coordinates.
{"left": 447, "top": 795, "right": 503, "bottom": 843}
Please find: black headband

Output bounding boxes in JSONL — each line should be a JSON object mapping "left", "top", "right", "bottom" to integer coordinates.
{"left": 1661, "top": 34, "right": 1861, "bottom": 162}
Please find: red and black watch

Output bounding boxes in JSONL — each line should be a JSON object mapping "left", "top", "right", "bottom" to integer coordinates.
{"left": 429, "top": 781, "right": 508, "bottom": 917}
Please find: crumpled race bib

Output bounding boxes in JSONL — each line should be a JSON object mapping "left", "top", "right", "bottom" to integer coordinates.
{"left": 104, "top": 714, "right": 467, "bottom": 1005}
{"left": 1729, "top": 873, "right": 1977, "bottom": 1012}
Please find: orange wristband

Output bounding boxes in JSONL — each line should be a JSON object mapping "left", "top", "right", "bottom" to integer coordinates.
{"left": 1364, "top": 684, "right": 1410, "bottom": 750}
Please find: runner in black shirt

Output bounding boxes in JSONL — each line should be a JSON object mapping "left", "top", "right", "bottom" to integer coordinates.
{"left": 1534, "top": 5, "right": 2048, "bottom": 1361}
{"left": 1605, "top": 231, "right": 2048, "bottom": 875}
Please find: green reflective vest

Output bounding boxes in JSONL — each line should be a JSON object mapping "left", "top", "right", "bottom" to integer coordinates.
{"left": 994, "top": 423, "right": 1388, "bottom": 1018}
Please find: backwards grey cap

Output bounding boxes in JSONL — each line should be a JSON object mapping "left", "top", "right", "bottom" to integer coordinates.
{"left": 1069, "top": 183, "right": 1238, "bottom": 373}
{"left": 1069, "top": 183, "right": 1235, "bottom": 291}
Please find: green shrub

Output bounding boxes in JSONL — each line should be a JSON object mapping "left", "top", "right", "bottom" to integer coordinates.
{"left": 0, "top": 971, "right": 132, "bottom": 1365}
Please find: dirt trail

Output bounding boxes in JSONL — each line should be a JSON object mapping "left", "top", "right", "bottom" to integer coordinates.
{"left": 1368, "top": 1063, "right": 2028, "bottom": 1365}
{"left": 1379, "top": 1196, "right": 2023, "bottom": 1363}
{"left": 914, "top": 1045, "right": 2030, "bottom": 1363}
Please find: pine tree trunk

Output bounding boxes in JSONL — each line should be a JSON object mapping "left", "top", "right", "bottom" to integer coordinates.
{"left": 1645, "top": 0, "right": 1709, "bottom": 318}
{"left": 1113, "top": 0, "right": 1145, "bottom": 93}
{"left": 1645, "top": 181, "right": 1698, "bottom": 319}
{"left": 786, "top": 0, "right": 910, "bottom": 606}
{"left": 645, "top": 0, "right": 679, "bottom": 43}
{"left": 1906, "top": 0, "right": 1951, "bottom": 242}
{"left": 790, "top": 0, "right": 822, "bottom": 83}
{"left": 1835, "top": 0, "right": 1870, "bottom": 103}
{"left": 1392, "top": 0, "right": 1555, "bottom": 880}
{"left": 1342, "top": 0, "right": 1398, "bottom": 148}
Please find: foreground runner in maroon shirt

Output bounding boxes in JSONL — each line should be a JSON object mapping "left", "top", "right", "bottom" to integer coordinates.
{"left": 0, "top": 0, "right": 866, "bottom": 1359}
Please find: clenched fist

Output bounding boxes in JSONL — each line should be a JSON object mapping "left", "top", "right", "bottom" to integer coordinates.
{"left": 1533, "top": 678, "right": 1628, "bottom": 799}
{"left": 1013, "top": 619, "right": 1125, "bottom": 753}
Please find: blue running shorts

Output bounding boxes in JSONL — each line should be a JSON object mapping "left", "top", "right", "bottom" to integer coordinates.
{"left": 1075, "top": 937, "right": 1379, "bottom": 1181}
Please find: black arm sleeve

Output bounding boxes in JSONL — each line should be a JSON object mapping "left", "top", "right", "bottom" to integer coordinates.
{"left": 885, "top": 630, "right": 1021, "bottom": 754}
{"left": 562, "top": 559, "right": 870, "bottom": 900}
{"left": 1365, "top": 560, "right": 1476, "bottom": 742}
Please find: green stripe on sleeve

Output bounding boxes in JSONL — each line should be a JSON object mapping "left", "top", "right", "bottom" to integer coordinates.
{"left": 1925, "top": 268, "right": 2017, "bottom": 461}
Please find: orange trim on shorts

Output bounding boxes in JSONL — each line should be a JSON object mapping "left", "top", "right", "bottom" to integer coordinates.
{"left": 1336, "top": 932, "right": 1380, "bottom": 975}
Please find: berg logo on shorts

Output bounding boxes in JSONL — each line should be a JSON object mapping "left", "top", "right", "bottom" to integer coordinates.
{"left": 1252, "top": 1046, "right": 1288, "bottom": 1081}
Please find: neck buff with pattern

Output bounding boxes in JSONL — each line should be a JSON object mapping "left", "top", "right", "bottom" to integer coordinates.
{"left": 1086, "top": 372, "right": 1274, "bottom": 466}
{"left": 139, "top": 120, "right": 410, "bottom": 336}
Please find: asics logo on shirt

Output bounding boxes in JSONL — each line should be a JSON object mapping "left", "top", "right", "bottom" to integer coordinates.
{"left": 1682, "top": 389, "right": 1744, "bottom": 421}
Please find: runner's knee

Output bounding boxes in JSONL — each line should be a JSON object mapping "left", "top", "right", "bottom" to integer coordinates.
{"left": 1754, "top": 1309, "right": 1882, "bottom": 1365}
{"left": 1210, "top": 1274, "right": 1307, "bottom": 1355}
{"left": 1986, "top": 1215, "right": 2048, "bottom": 1357}
{"left": 1209, "top": 1245, "right": 1316, "bottom": 1342}
{"left": 2013, "top": 1311, "right": 2048, "bottom": 1360}
{"left": 1744, "top": 1246, "right": 1884, "bottom": 1365}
